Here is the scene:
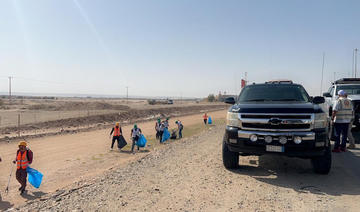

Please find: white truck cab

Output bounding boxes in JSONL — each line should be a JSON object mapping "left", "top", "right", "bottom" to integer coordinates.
{"left": 323, "top": 78, "right": 360, "bottom": 129}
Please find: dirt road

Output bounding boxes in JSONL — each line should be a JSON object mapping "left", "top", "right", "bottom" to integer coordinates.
{"left": 12, "top": 121, "right": 360, "bottom": 211}
{"left": 0, "top": 110, "right": 226, "bottom": 210}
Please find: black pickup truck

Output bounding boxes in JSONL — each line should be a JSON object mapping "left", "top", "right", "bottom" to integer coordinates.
{"left": 223, "top": 82, "right": 331, "bottom": 174}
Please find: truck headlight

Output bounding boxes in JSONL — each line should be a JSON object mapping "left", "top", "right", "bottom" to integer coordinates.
{"left": 226, "top": 112, "right": 240, "bottom": 127}
{"left": 314, "top": 113, "right": 327, "bottom": 129}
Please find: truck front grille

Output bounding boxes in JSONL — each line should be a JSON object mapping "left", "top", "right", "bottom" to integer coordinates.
{"left": 240, "top": 113, "right": 313, "bottom": 131}
{"left": 241, "top": 114, "right": 311, "bottom": 119}
{"left": 242, "top": 123, "right": 310, "bottom": 130}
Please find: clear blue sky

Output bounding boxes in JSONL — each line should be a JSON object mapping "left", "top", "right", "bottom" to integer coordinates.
{"left": 0, "top": 0, "right": 359, "bottom": 97}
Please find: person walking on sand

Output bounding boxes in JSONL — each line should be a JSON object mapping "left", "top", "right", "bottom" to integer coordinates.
{"left": 155, "top": 119, "right": 161, "bottom": 140}
{"left": 164, "top": 118, "right": 169, "bottom": 129}
{"left": 332, "top": 90, "right": 353, "bottom": 152}
{"left": 109, "top": 122, "right": 123, "bottom": 150}
{"left": 131, "top": 124, "right": 142, "bottom": 153}
{"left": 344, "top": 93, "right": 356, "bottom": 149}
{"left": 13, "top": 141, "right": 33, "bottom": 194}
{"left": 158, "top": 121, "right": 165, "bottom": 143}
{"left": 203, "top": 113, "right": 208, "bottom": 125}
{"left": 175, "top": 120, "right": 183, "bottom": 139}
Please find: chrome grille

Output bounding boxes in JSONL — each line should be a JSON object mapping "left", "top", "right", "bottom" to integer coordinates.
{"left": 239, "top": 113, "right": 314, "bottom": 131}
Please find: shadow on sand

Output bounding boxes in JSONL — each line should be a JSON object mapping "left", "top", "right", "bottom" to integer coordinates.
{"left": 228, "top": 148, "right": 360, "bottom": 197}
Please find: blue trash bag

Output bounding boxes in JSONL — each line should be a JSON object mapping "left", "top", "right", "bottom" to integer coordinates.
{"left": 26, "top": 167, "right": 43, "bottom": 189}
{"left": 161, "top": 128, "right": 170, "bottom": 143}
{"left": 208, "top": 116, "right": 213, "bottom": 124}
{"left": 137, "top": 134, "right": 147, "bottom": 147}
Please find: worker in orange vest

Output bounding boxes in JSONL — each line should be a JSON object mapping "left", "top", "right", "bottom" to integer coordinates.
{"left": 109, "top": 122, "right": 123, "bottom": 150}
{"left": 12, "top": 141, "right": 33, "bottom": 194}
{"left": 203, "top": 113, "right": 208, "bottom": 125}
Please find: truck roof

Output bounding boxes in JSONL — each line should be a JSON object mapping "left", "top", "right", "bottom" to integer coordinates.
{"left": 334, "top": 78, "right": 360, "bottom": 85}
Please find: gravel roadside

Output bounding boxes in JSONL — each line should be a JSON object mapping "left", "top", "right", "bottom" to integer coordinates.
{"left": 15, "top": 123, "right": 360, "bottom": 212}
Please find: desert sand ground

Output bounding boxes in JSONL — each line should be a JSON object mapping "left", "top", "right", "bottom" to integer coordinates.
{"left": 0, "top": 110, "right": 226, "bottom": 210}
{"left": 11, "top": 117, "right": 360, "bottom": 212}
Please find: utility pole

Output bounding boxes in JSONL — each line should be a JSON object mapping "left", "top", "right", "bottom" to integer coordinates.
{"left": 245, "top": 72, "right": 248, "bottom": 84}
{"left": 8, "top": 76, "right": 12, "bottom": 104}
{"left": 320, "top": 52, "right": 325, "bottom": 95}
{"left": 126, "top": 86, "right": 129, "bottom": 104}
{"left": 355, "top": 48, "right": 358, "bottom": 78}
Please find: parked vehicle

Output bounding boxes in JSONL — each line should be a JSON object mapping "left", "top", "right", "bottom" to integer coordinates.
{"left": 223, "top": 81, "right": 331, "bottom": 174}
{"left": 323, "top": 78, "right": 360, "bottom": 129}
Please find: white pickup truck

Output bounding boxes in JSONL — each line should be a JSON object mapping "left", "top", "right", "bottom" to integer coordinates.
{"left": 323, "top": 78, "right": 360, "bottom": 129}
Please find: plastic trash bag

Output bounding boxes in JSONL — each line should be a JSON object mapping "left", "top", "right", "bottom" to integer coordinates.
{"left": 136, "top": 134, "right": 147, "bottom": 147}
{"left": 208, "top": 116, "right": 213, "bottom": 124}
{"left": 161, "top": 128, "right": 170, "bottom": 143}
{"left": 26, "top": 167, "right": 43, "bottom": 189}
{"left": 118, "top": 135, "right": 127, "bottom": 149}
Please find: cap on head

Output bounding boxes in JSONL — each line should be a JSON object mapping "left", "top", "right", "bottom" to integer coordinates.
{"left": 175, "top": 121, "right": 178, "bottom": 124}
{"left": 338, "top": 90, "right": 346, "bottom": 96}
{"left": 166, "top": 118, "right": 169, "bottom": 120}
{"left": 157, "top": 118, "right": 161, "bottom": 123}
{"left": 134, "top": 124, "right": 137, "bottom": 128}
{"left": 18, "top": 141, "right": 27, "bottom": 147}
{"left": 115, "top": 122, "right": 120, "bottom": 127}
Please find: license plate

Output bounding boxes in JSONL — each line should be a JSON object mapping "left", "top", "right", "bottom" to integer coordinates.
{"left": 266, "top": 145, "right": 284, "bottom": 152}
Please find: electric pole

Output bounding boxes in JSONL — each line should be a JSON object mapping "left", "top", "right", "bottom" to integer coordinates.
{"left": 8, "top": 76, "right": 12, "bottom": 104}
{"left": 355, "top": 48, "right": 358, "bottom": 78}
{"left": 320, "top": 52, "right": 325, "bottom": 95}
{"left": 126, "top": 86, "right": 129, "bottom": 104}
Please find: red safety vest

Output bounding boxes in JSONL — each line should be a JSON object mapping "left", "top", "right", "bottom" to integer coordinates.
{"left": 114, "top": 126, "right": 121, "bottom": 136}
{"left": 16, "top": 151, "right": 29, "bottom": 170}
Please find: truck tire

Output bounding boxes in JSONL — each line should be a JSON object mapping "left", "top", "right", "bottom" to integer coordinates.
{"left": 222, "top": 141, "right": 239, "bottom": 169}
{"left": 311, "top": 146, "right": 331, "bottom": 174}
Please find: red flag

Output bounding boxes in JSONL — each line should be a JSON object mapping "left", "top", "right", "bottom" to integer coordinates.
{"left": 241, "top": 79, "right": 246, "bottom": 88}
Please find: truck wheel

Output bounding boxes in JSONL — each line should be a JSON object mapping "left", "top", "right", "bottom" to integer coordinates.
{"left": 222, "top": 141, "right": 239, "bottom": 169}
{"left": 311, "top": 146, "right": 331, "bottom": 174}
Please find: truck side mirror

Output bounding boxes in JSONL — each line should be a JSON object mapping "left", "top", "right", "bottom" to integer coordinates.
{"left": 313, "top": 96, "right": 325, "bottom": 104}
{"left": 323, "top": 92, "right": 332, "bottom": 97}
{"left": 224, "top": 97, "right": 236, "bottom": 104}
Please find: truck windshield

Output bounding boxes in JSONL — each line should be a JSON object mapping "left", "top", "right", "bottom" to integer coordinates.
{"left": 238, "top": 84, "right": 310, "bottom": 102}
{"left": 336, "top": 85, "right": 360, "bottom": 95}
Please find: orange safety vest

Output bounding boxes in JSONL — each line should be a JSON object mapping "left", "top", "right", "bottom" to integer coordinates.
{"left": 16, "top": 151, "right": 29, "bottom": 170}
{"left": 113, "top": 126, "right": 121, "bottom": 136}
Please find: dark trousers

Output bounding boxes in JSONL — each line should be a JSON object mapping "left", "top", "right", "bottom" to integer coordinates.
{"left": 204, "top": 119, "right": 207, "bottom": 124}
{"left": 159, "top": 131, "right": 164, "bottom": 142}
{"left": 156, "top": 130, "right": 160, "bottom": 139}
{"left": 131, "top": 136, "right": 140, "bottom": 152}
{"left": 178, "top": 129, "right": 183, "bottom": 138}
{"left": 111, "top": 136, "right": 120, "bottom": 148}
{"left": 334, "top": 123, "right": 349, "bottom": 149}
{"left": 16, "top": 169, "right": 27, "bottom": 190}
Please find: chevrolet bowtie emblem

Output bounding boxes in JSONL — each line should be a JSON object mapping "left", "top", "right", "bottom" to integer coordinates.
{"left": 268, "top": 118, "right": 282, "bottom": 125}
